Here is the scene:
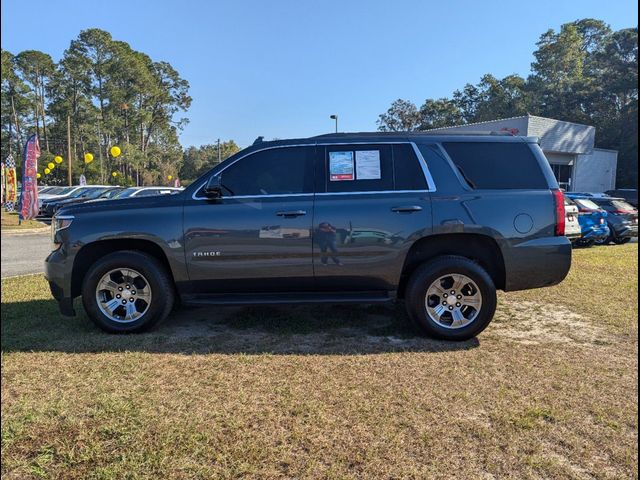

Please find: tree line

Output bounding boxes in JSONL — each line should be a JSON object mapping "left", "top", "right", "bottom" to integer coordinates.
{"left": 377, "top": 19, "right": 638, "bottom": 188}
{"left": 1, "top": 28, "right": 203, "bottom": 186}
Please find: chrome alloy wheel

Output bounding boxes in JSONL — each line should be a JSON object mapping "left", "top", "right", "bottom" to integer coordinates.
{"left": 424, "top": 274, "right": 482, "bottom": 329}
{"left": 95, "top": 268, "right": 152, "bottom": 323}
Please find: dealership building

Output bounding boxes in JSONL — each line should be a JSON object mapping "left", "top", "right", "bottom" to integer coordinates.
{"left": 430, "top": 115, "right": 617, "bottom": 192}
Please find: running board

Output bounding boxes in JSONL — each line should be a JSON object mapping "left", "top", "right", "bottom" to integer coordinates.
{"left": 181, "top": 291, "right": 395, "bottom": 307}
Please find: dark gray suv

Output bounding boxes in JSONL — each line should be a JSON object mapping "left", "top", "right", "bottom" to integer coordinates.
{"left": 45, "top": 132, "right": 571, "bottom": 340}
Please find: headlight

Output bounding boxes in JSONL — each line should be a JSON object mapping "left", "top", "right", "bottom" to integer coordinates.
{"left": 51, "top": 215, "right": 74, "bottom": 244}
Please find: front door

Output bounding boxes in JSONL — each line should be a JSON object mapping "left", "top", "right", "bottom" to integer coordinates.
{"left": 183, "top": 145, "right": 316, "bottom": 293}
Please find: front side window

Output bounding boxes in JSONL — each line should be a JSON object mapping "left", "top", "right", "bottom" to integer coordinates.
{"left": 220, "top": 147, "right": 314, "bottom": 196}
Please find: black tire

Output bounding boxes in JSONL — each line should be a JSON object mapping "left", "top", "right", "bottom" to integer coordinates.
{"left": 405, "top": 256, "right": 497, "bottom": 341}
{"left": 81, "top": 250, "right": 175, "bottom": 333}
{"left": 575, "top": 238, "right": 595, "bottom": 248}
{"left": 614, "top": 237, "right": 631, "bottom": 245}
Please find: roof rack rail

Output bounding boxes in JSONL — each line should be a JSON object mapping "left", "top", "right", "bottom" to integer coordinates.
{"left": 313, "top": 130, "right": 518, "bottom": 138}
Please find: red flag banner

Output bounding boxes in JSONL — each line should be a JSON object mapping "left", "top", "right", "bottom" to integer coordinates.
{"left": 19, "top": 134, "right": 40, "bottom": 220}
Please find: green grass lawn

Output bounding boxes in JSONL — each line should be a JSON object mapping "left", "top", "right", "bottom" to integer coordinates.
{"left": 1, "top": 245, "right": 638, "bottom": 479}
{"left": 1, "top": 210, "right": 46, "bottom": 231}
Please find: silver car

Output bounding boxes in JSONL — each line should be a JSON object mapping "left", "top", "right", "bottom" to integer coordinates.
{"left": 564, "top": 197, "right": 581, "bottom": 240}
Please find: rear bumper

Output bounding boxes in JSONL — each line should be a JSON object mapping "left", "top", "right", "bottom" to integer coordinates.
{"left": 503, "top": 236, "right": 572, "bottom": 292}
{"left": 44, "top": 247, "right": 76, "bottom": 316}
{"left": 583, "top": 226, "right": 609, "bottom": 241}
{"left": 614, "top": 224, "right": 638, "bottom": 238}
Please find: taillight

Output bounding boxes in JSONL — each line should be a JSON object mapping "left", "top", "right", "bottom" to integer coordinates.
{"left": 553, "top": 190, "right": 565, "bottom": 236}
{"left": 600, "top": 218, "right": 605, "bottom": 225}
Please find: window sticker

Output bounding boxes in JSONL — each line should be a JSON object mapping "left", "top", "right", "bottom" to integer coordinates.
{"left": 329, "top": 151, "right": 354, "bottom": 181}
{"left": 355, "top": 150, "right": 381, "bottom": 180}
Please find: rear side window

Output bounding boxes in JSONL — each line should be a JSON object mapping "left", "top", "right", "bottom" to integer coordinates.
{"left": 393, "top": 144, "right": 428, "bottom": 190}
{"left": 442, "top": 142, "right": 548, "bottom": 189}
{"left": 325, "top": 144, "right": 393, "bottom": 193}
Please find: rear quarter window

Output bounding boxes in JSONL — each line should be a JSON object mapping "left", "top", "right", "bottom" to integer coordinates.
{"left": 442, "top": 142, "right": 548, "bottom": 190}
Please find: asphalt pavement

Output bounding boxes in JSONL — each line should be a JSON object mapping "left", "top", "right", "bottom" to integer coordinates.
{"left": 1, "top": 231, "right": 51, "bottom": 278}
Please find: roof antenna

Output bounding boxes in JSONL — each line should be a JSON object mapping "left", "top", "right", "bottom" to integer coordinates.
{"left": 252, "top": 136, "right": 264, "bottom": 145}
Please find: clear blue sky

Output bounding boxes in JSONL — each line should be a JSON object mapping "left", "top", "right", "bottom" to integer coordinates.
{"left": 1, "top": 0, "right": 637, "bottom": 148}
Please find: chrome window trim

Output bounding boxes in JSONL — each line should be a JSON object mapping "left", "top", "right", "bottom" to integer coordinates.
{"left": 192, "top": 141, "right": 437, "bottom": 200}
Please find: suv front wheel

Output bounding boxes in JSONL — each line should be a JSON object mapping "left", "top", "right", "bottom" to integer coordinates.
{"left": 405, "top": 256, "right": 497, "bottom": 340}
{"left": 82, "top": 250, "right": 175, "bottom": 333}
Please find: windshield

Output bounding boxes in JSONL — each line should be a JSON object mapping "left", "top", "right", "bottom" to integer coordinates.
{"left": 574, "top": 199, "right": 600, "bottom": 210}
{"left": 67, "top": 187, "right": 95, "bottom": 198}
{"left": 56, "top": 186, "right": 78, "bottom": 196}
{"left": 81, "top": 188, "right": 110, "bottom": 199}
{"left": 113, "top": 188, "right": 139, "bottom": 198}
{"left": 99, "top": 188, "right": 124, "bottom": 199}
{"left": 44, "top": 186, "right": 71, "bottom": 195}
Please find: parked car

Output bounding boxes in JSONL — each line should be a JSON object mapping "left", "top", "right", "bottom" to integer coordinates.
{"left": 604, "top": 189, "right": 638, "bottom": 208}
{"left": 565, "top": 194, "right": 610, "bottom": 247}
{"left": 588, "top": 197, "right": 638, "bottom": 244}
{"left": 564, "top": 197, "right": 582, "bottom": 240}
{"left": 40, "top": 187, "right": 121, "bottom": 218}
{"left": 89, "top": 187, "right": 183, "bottom": 202}
{"left": 38, "top": 185, "right": 109, "bottom": 208}
{"left": 46, "top": 133, "right": 572, "bottom": 341}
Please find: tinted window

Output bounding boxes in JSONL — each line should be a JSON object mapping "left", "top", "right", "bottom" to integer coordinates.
{"left": 136, "top": 189, "right": 158, "bottom": 197}
{"left": 69, "top": 187, "right": 93, "bottom": 198}
{"left": 100, "top": 189, "right": 124, "bottom": 199}
{"left": 325, "top": 144, "right": 393, "bottom": 193}
{"left": 115, "top": 188, "right": 138, "bottom": 198}
{"left": 393, "top": 144, "right": 428, "bottom": 190}
{"left": 83, "top": 188, "right": 109, "bottom": 199}
{"left": 221, "top": 147, "right": 314, "bottom": 196}
{"left": 442, "top": 142, "right": 548, "bottom": 189}
{"left": 593, "top": 199, "right": 636, "bottom": 212}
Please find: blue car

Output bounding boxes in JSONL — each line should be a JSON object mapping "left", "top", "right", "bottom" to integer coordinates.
{"left": 565, "top": 194, "right": 610, "bottom": 247}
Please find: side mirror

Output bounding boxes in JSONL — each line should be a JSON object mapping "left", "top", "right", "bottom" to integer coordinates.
{"left": 204, "top": 175, "right": 223, "bottom": 198}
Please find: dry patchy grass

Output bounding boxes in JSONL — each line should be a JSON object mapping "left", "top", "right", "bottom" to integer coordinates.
{"left": 1, "top": 210, "right": 46, "bottom": 231}
{"left": 1, "top": 245, "right": 638, "bottom": 479}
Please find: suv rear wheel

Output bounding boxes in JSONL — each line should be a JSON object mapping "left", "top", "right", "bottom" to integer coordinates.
{"left": 81, "top": 250, "right": 175, "bottom": 333}
{"left": 405, "top": 256, "right": 497, "bottom": 340}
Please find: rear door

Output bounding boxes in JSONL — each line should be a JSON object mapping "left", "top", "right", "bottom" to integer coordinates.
{"left": 312, "top": 142, "right": 433, "bottom": 292}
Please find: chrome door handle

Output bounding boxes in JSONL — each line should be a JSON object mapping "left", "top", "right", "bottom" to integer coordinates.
{"left": 391, "top": 205, "right": 423, "bottom": 213}
{"left": 276, "top": 210, "right": 307, "bottom": 217}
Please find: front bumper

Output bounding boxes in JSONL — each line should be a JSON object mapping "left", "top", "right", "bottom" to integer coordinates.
{"left": 44, "top": 247, "right": 77, "bottom": 316}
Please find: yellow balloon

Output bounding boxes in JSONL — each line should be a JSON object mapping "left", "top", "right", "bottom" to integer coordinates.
{"left": 44, "top": 168, "right": 51, "bottom": 174}
{"left": 110, "top": 146, "right": 121, "bottom": 158}
{"left": 84, "top": 153, "right": 94, "bottom": 164}
{"left": 54, "top": 155, "right": 63, "bottom": 164}
{"left": 111, "top": 171, "right": 118, "bottom": 177}
{"left": 167, "top": 175, "right": 173, "bottom": 181}
{"left": 47, "top": 162, "right": 55, "bottom": 170}
{"left": 37, "top": 173, "right": 41, "bottom": 179}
